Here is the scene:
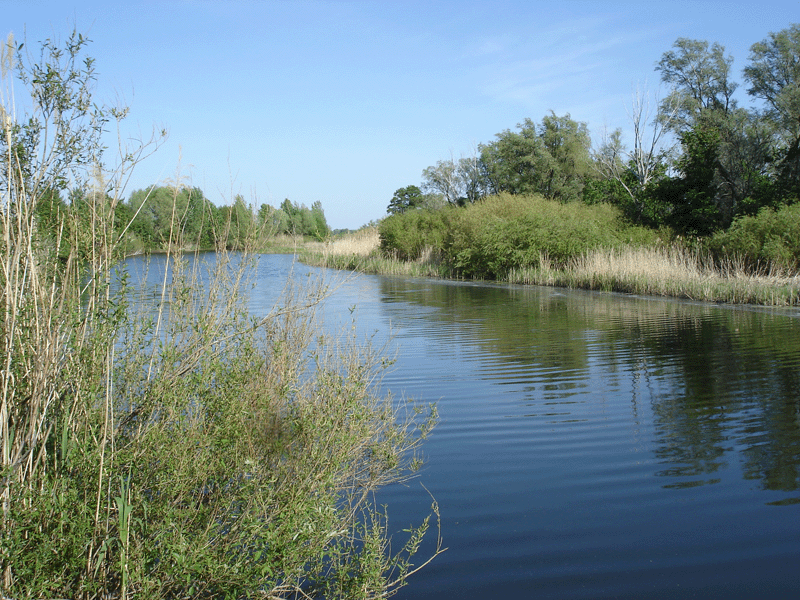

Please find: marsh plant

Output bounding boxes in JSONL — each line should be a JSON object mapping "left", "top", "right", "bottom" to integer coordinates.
{"left": 1, "top": 31, "right": 440, "bottom": 599}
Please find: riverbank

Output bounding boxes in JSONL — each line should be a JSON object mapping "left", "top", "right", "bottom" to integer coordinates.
{"left": 301, "top": 228, "right": 800, "bottom": 307}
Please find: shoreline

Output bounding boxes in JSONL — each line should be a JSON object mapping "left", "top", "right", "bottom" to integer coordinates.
{"left": 299, "top": 229, "right": 800, "bottom": 308}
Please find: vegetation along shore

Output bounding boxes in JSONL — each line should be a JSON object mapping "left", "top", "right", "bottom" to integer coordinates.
{"left": 1, "top": 31, "right": 441, "bottom": 599}
{"left": 306, "top": 25, "right": 800, "bottom": 307}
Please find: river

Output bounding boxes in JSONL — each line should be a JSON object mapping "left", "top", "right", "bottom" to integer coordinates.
{"left": 131, "top": 252, "right": 800, "bottom": 598}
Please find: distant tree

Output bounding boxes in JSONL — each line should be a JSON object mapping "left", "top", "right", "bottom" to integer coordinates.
{"left": 280, "top": 198, "right": 302, "bottom": 234}
{"left": 422, "top": 157, "right": 464, "bottom": 206}
{"left": 308, "top": 200, "right": 330, "bottom": 240}
{"left": 388, "top": 185, "right": 424, "bottom": 215}
{"left": 271, "top": 198, "right": 329, "bottom": 238}
{"left": 653, "top": 36, "right": 781, "bottom": 227}
{"left": 537, "top": 112, "right": 593, "bottom": 201}
{"left": 744, "top": 24, "right": 800, "bottom": 142}
{"left": 593, "top": 86, "right": 677, "bottom": 222}
{"left": 221, "top": 194, "right": 254, "bottom": 248}
{"left": 654, "top": 125, "right": 723, "bottom": 236}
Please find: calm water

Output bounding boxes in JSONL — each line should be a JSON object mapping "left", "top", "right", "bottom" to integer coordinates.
{"left": 130, "top": 253, "right": 800, "bottom": 598}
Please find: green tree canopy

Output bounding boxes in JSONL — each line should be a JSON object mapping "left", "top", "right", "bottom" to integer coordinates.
{"left": 744, "top": 23, "right": 800, "bottom": 200}
{"left": 479, "top": 112, "right": 592, "bottom": 202}
{"left": 388, "top": 185, "right": 424, "bottom": 215}
{"left": 656, "top": 37, "right": 738, "bottom": 132}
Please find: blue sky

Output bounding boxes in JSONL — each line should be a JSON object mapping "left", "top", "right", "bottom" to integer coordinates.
{"left": 3, "top": 0, "right": 798, "bottom": 229}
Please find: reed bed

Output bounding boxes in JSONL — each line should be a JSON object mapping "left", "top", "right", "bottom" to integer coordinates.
{"left": 303, "top": 230, "right": 800, "bottom": 306}
{"left": 302, "top": 229, "right": 454, "bottom": 279}
{"left": 507, "top": 245, "right": 800, "bottom": 306}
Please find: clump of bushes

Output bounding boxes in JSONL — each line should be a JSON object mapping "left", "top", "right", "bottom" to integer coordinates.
{"left": 707, "top": 203, "right": 800, "bottom": 272}
{"left": 379, "top": 193, "right": 660, "bottom": 280}
{"left": 378, "top": 208, "right": 454, "bottom": 261}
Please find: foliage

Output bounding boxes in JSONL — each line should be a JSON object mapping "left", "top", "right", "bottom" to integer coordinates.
{"left": 654, "top": 125, "right": 724, "bottom": 236}
{"left": 125, "top": 185, "right": 220, "bottom": 250}
{"left": 744, "top": 24, "right": 800, "bottom": 201}
{"left": 744, "top": 24, "right": 800, "bottom": 142}
{"left": 379, "top": 208, "right": 454, "bottom": 261}
{"left": 421, "top": 152, "right": 489, "bottom": 206}
{"left": 478, "top": 113, "right": 592, "bottom": 203}
{"left": 379, "top": 194, "right": 659, "bottom": 280}
{"left": 707, "top": 203, "right": 800, "bottom": 270}
{"left": 387, "top": 185, "right": 424, "bottom": 215}
{"left": 406, "top": 25, "right": 800, "bottom": 243}
{"left": 276, "top": 198, "right": 331, "bottom": 240}
{"left": 443, "top": 194, "right": 646, "bottom": 279}
{"left": 655, "top": 37, "right": 738, "bottom": 133}
{"left": 2, "top": 30, "right": 439, "bottom": 599}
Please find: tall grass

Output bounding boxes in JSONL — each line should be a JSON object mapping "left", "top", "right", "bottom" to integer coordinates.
{"left": 508, "top": 245, "right": 800, "bottom": 305}
{"left": 303, "top": 227, "right": 454, "bottom": 278}
{"left": 2, "top": 32, "right": 441, "bottom": 599}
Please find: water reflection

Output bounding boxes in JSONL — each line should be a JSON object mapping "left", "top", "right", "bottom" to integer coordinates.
{"left": 373, "top": 276, "right": 800, "bottom": 495}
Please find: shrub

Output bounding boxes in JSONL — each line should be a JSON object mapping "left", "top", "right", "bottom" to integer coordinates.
{"left": 378, "top": 194, "right": 662, "bottom": 280}
{"left": 708, "top": 203, "right": 800, "bottom": 271}
{"left": 2, "top": 30, "right": 440, "bottom": 599}
{"left": 378, "top": 209, "right": 453, "bottom": 261}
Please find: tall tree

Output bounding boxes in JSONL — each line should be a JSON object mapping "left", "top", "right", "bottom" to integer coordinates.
{"left": 594, "top": 85, "right": 677, "bottom": 222}
{"left": 656, "top": 38, "right": 738, "bottom": 133}
{"left": 479, "top": 112, "right": 592, "bottom": 202}
{"left": 654, "top": 37, "right": 775, "bottom": 227}
{"left": 744, "top": 24, "right": 800, "bottom": 200}
{"left": 421, "top": 157, "right": 465, "bottom": 206}
{"left": 308, "top": 200, "right": 330, "bottom": 240}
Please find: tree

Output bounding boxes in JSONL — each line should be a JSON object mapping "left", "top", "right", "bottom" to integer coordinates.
{"left": 654, "top": 37, "right": 776, "bottom": 226}
{"left": 479, "top": 112, "right": 592, "bottom": 202}
{"left": 422, "top": 157, "right": 464, "bottom": 206}
{"left": 744, "top": 24, "right": 800, "bottom": 141}
{"left": 308, "top": 200, "right": 330, "bottom": 240}
{"left": 654, "top": 125, "right": 723, "bottom": 236}
{"left": 222, "top": 193, "right": 254, "bottom": 248}
{"left": 537, "top": 111, "right": 592, "bottom": 201}
{"left": 744, "top": 24, "right": 800, "bottom": 200}
{"left": 594, "top": 85, "right": 677, "bottom": 222}
{"left": 388, "top": 185, "right": 424, "bottom": 215}
{"left": 655, "top": 38, "right": 738, "bottom": 133}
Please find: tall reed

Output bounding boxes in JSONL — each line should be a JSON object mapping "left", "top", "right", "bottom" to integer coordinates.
{"left": 2, "top": 31, "right": 441, "bottom": 599}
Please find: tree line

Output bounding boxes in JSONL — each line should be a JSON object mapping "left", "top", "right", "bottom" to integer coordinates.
{"left": 35, "top": 184, "right": 331, "bottom": 254}
{"left": 391, "top": 24, "right": 800, "bottom": 240}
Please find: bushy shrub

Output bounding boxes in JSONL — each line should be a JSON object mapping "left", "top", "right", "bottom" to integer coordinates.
{"left": 380, "top": 194, "right": 658, "bottom": 280}
{"left": 2, "top": 31, "right": 440, "bottom": 599}
{"left": 378, "top": 208, "right": 453, "bottom": 260}
{"left": 708, "top": 203, "right": 800, "bottom": 271}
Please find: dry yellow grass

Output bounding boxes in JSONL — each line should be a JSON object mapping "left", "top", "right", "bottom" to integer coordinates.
{"left": 513, "top": 245, "right": 800, "bottom": 305}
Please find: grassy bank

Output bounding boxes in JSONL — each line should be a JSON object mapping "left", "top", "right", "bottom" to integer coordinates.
{"left": 302, "top": 222, "right": 800, "bottom": 307}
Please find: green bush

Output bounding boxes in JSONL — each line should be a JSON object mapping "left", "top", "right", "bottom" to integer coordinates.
{"left": 708, "top": 203, "right": 800, "bottom": 271}
{"left": 2, "top": 31, "right": 440, "bottom": 599}
{"left": 380, "top": 194, "right": 658, "bottom": 280}
{"left": 378, "top": 209, "right": 453, "bottom": 260}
